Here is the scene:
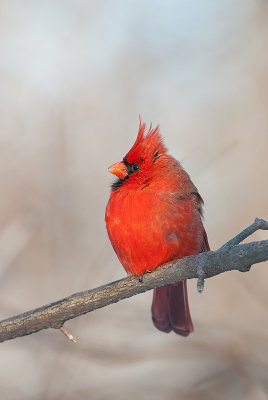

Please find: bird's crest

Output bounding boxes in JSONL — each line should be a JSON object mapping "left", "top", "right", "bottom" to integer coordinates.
{"left": 125, "top": 117, "right": 167, "bottom": 164}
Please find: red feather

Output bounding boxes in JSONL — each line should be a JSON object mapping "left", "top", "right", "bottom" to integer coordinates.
{"left": 105, "top": 119, "right": 209, "bottom": 336}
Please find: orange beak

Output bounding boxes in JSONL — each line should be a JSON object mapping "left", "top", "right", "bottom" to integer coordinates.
{"left": 108, "top": 161, "right": 128, "bottom": 179}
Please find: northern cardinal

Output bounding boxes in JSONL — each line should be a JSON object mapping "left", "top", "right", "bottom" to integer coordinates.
{"left": 105, "top": 120, "right": 209, "bottom": 336}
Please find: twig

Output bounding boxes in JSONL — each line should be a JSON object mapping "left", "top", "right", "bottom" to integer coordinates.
{"left": 196, "top": 217, "right": 268, "bottom": 293}
{"left": 0, "top": 219, "right": 267, "bottom": 343}
{"left": 59, "top": 326, "right": 77, "bottom": 343}
{"left": 219, "top": 218, "right": 268, "bottom": 250}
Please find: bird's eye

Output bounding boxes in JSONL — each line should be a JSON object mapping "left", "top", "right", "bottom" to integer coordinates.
{"left": 123, "top": 159, "right": 140, "bottom": 175}
{"left": 132, "top": 164, "right": 140, "bottom": 172}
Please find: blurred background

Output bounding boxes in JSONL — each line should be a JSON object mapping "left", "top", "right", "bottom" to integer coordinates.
{"left": 0, "top": 0, "right": 268, "bottom": 399}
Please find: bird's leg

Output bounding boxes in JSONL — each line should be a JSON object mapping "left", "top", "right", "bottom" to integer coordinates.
{"left": 137, "top": 275, "right": 144, "bottom": 283}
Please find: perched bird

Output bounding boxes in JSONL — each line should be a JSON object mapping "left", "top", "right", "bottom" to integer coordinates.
{"left": 105, "top": 120, "right": 209, "bottom": 336}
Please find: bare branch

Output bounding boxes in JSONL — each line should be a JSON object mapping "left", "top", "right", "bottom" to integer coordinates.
{"left": 59, "top": 326, "right": 77, "bottom": 343}
{"left": 219, "top": 218, "right": 268, "bottom": 250}
{"left": 0, "top": 219, "right": 267, "bottom": 343}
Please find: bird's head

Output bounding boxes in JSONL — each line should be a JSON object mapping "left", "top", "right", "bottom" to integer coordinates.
{"left": 108, "top": 118, "right": 168, "bottom": 190}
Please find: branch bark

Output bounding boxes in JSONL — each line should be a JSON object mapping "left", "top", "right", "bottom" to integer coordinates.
{"left": 0, "top": 218, "right": 267, "bottom": 343}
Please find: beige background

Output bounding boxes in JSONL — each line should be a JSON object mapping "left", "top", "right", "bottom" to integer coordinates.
{"left": 0, "top": 1, "right": 268, "bottom": 399}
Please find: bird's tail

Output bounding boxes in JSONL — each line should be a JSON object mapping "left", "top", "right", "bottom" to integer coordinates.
{"left": 151, "top": 280, "right": 194, "bottom": 336}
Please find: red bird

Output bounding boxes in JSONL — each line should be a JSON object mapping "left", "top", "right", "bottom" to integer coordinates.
{"left": 105, "top": 120, "right": 209, "bottom": 336}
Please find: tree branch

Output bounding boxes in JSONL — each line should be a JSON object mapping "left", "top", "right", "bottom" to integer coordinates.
{"left": 0, "top": 218, "right": 267, "bottom": 343}
{"left": 219, "top": 217, "right": 268, "bottom": 250}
